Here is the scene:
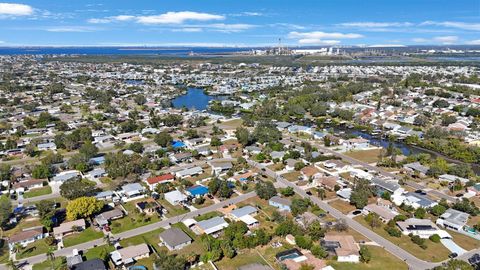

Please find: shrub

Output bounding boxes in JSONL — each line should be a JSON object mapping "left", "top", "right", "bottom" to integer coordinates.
{"left": 429, "top": 234, "right": 441, "bottom": 243}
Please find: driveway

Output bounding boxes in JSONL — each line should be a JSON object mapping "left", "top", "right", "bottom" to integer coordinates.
{"left": 441, "top": 238, "right": 467, "bottom": 255}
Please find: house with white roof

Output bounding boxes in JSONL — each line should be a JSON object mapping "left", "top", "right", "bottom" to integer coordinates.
{"left": 436, "top": 208, "right": 470, "bottom": 232}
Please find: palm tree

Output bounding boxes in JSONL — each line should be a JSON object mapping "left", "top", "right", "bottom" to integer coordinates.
{"left": 103, "top": 234, "right": 113, "bottom": 246}
{"left": 6, "top": 259, "right": 18, "bottom": 270}
{"left": 46, "top": 248, "right": 56, "bottom": 270}
{"left": 317, "top": 188, "right": 326, "bottom": 200}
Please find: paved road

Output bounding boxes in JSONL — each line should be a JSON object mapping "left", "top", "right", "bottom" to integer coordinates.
{"left": 2, "top": 191, "right": 256, "bottom": 270}
{"left": 287, "top": 135, "right": 457, "bottom": 203}
{"left": 248, "top": 160, "right": 443, "bottom": 270}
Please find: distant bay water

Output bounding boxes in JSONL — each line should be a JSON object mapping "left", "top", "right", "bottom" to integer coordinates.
{"left": 0, "top": 47, "right": 254, "bottom": 55}
{"left": 171, "top": 88, "right": 227, "bottom": 111}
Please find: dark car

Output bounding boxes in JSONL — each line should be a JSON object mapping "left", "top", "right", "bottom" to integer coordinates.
{"left": 455, "top": 193, "right": 464, "bottom": 197}
{"left": 306, "top": 191, "right": 312, "bottom": 195}
{"left": 415, "top": 190, "right": 427, "bottom": 195}
{"left": 468, "top": 253, "right": 480, "bottom": 265}
{"left": 449, "top": 253, "right": 458, "bottom": 259}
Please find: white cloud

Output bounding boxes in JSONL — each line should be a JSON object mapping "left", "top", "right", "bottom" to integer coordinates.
{"left": 288, "top": 31, "right": 362, "bottom": 45}
{"left": 46, "top": 26, "right": 99, "bottom": 32}
{"left": 298, "top": 39, "right": 340, "bottom": 45}
{"left": 208, "top": 23, "right": 255, "bottom": 33}
{"left": 412, "top": 38, "right": 428, "bottom": 43}
{"left": 136, "top": 11, "right": 224, "bottom": 24}
{"left": 433, "top": 35, "right": 458, "bottom": 44}
{"left": 368, "top": 44, "right": 406, "bottom": 48}
{"left": 172, "top": 28, "right": 203, "bottom": 32}
{"left": 89, "top": 11, "right": 224, "bottom": 25}
{"left": 0, "top": 3, "right": 33, "bottom": 16}
{"left": 338, "top": 22, "right": 413, "bottom": 28}
{"left": 466, "top": 39, "right": 480, "bottom": 45}
{"left": 421, "top": 21, "right": 480, "bottom": 31}
{"left": 288, "top": 31, "right": 363, "bottom": 39}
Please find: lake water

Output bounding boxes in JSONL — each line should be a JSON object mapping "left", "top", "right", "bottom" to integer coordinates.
{"left": 171, "top": 88, "right": 226, "bottom": 110}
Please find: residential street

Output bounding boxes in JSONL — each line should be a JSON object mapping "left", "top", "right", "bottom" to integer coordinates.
{"left": 1, "top": 191, "right": 256, "bottom": 270}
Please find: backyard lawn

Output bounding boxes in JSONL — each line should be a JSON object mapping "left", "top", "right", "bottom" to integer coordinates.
{"left": 84, "top": 244, "right": 114, "bottom": 261}
{"left": 32, "top": 256, "right": 66, "bottom": 270}
{"left": 195, "top": 211, "right": 221, "bottom": 221}
{"left": 157, "top": 198, "right": 189, "bottom": 217}
{"left": 214, "top": 249, "right": 270, "bottom": 270}
{"left": 354, "top": 217, "right": 451, "bottom": 262}
{"left": 281, "top": 171, "right": 302, "bottom": 182}
{"left": 328, "top": 246, "right": 408, "bottom": 270}
{"left": 62, "top": 227, "right": 104, "bottom": 247}
{"left": 23, "top": 186, "right": 52, "bottom": 198}
{"left": 110, "top": 200, "right": 163, "bottom": 233}
{"left": 344, "top": 149, "right": 382, "bottom": 164}
{"left": 328, "top": 199, "right": 357, "bottom": 214}
{"left": 16, "top": 239, "right": 52, "bottom": 259}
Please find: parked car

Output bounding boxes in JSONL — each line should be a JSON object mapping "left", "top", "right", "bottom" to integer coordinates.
{"left": 449, "top": 252, "right": 458, "bottom": 259}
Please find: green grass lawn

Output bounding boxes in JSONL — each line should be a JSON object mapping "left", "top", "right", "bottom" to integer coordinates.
{"left": 157, "top": 198, "right": 189, "bottom": 217}
{"left": 195, "top": 211, "right": 221, "bottom": 221}
{"left": 84, "top": 245, "right": 114, "bottom": 261}
{"left": 214, "top": 249, "right": 269, "bottom": 270}
{"left": 110, "top": 200, "right": 163, "bottom": 234}
{"left": 328, "top": 199, "right": 357, "bottom": 214}
{"left": 353, "top": 217, "right": 451, "bottom": 262}
{"left": 62, "top": 227, "right": 104, "bottom": 247}
{"left": 16, "top": 239, "right": 53, "bottom": 259}
{"left": 23, "top": 186, "right": 52, "bottom": 198}
{"left": 32, "top": 256, "right": 66, "bottom": 270}
{"left": 344, "top": 149, "right": 382, "bottom": 164}
{"left": 328, "top": 246, "right": 408, "bottom": 270}
{"left": 120, "top": 228, "right": 165, "bottom": 253}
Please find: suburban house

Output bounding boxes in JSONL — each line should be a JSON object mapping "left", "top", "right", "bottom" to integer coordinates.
{"left": 323, "top": 234, "right": 360, "bottom": 263}
{"left": 209, "top": 161, "right": 233, "bottom": 174}
{"left": 393, "top": 192, "right": 437, "bottom": 209}
{"left": 95, "top": 190, "right": 116, "bottom": 201}
{"left": 175, "top": 166, "right": 203, "bottom": 178}
{"left": 8, "top": 227, "right": 45, "bottom": 250}
{"left": 269, "top": 196, "right": 292, "bottom": 212}
{"left": 94, "top": 208, "right": 124, "bottom": 227}
{"left": 136, "top": 199, "right": 161, "bottom": 215}
{"left": 12, "top": 178, "right": 45, "bottom": 194}
{"left": 371, "top": 178, "right": 403, "bottom": 196}
{"left": 164, "top": 190, "right": 188, "bottom": 206}
{"left": 144, "top": 173, "right": 175, "bottom": 190}
{"left": 193, "top": 216, "right": 229, "bottom": 236}
{"left": 439, "top": 174, "right": 470, "bottom": 186}
{"left": 53, "top": 219, "right": 86, "bottom": 239}
{"left": 284, "top": 159, "right": 298, "bottom": 171}
{"left": 403, "top": 162, "right": 429, "bottom": 177}
{"left": 227, "top": 206, "right": 259, "bottom": 227}
{"left": 71, "top": 259, "right": 106, "bottom": 270}
{"left": 50, "top": 170, "right": 81, "bottom": 184}
{"left": 232, "top": 171, "right": 256, "bottom": 182}
{"left": 118, "top": 183, "right": 146, "bottom": 202}
{"left": 37, "top": 142, "right": 57, "bottom": 151}
{"left": 363, "top": 198, "right": 399, "bottom": 223}
{"left": 343, "top": 137, "right": 370, "bottom": 151}
{"left": 159, "top": 227, "right": 192, "bottom": 251}
{"left": 300, "top": 166, "right": 320, "bottom": 180}
{"left": 169, "top": 152, "right": 193, "bottom": 163}
{"left": 85, "top": 168, "right": 107, "bottom": 181}
{"left": 396, "top": 218, "right": 448, "bottom": 238}
{"left": 185, "top": 185, "right": 209, "bottom": 197}
{"left": 313, "top": 176, "right": 338, "bottom": 191}
{"left": 321, "top": 160, "right": 350, "bottom": 173}
{"left": 436, "top": 208, "right": 470, "bottom": 232}
{"left": 110, "top": 243, "right": 150, "bottom": 266}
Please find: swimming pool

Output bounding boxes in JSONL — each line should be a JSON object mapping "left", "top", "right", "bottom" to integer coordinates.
{"left": 276, "top": 249, "right": 302, "bottom": 261}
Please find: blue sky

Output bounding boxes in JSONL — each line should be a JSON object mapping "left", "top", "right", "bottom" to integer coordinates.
{"left": 0, "top": 0, "right": 479, "bottom": 46}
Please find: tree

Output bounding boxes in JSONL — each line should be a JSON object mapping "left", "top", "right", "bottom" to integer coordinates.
{"left": 294, "top": 235, "right": 312, "bottom": 249}
{"left": 129, "top": 142, "right": 144, "bottom": 153}
{"left": 210, "top": 136, "right": 222, "bottom": 147}
{"left": 311, "top": 245, "right": 328, "bottom": 258}
{"left": 280, "top": 187, "right": 295, "bottom": 197}
{"left": 255, "top": 181, "right": 277, "bottom": 200}
{"left": 6, "top": 259, "right": 19, "bottom": 270}
{"left": 0, "top": 164, "right": 11, "bottom": 181}
{"left": 307, "top": 221, "right": 325, "bottom": 241}
{"left": 291, "top": 198, "right": 310, "bottom": 216}
{"left": 414, "top": 208, "right": 427, "bottom": 219}
{"left": 350, "top": 179, "right": 374, "bottom": 209}
{"left": 134, "top": 94, "right": 147, "bottom": 105}
{"left": 60, "top": 178, "right": 99, "bottom": 200}
{"left": 154, "top": 132, "right": 172, "bottom": 147}
{"left": 429, "top": 234, "right": 441, "bottom": 243}
{"left": 359, "top": 246, "right": 372, "bottom": 263}
{"left": 218, "top": 181, "right": 233, "bottom": 198}
{"left": 433, "top": 260, "right": 473, "bottom": 270}
{"left": 36, "top": 200, "right": 56, "bottom": 230}
{"left": 78, "top": 141, "right": 98, "bottom": 159}
{"left": 66, "top": 197, "right": 104, "bottom": 220}
{"left": 31, "top": 164, "right": 51, "bottom": 179}
{"left": 299, "top": 264, "right": 314, "bottom": 270}
{"left": 208, "top": 178, "right": 221, "bottom": 196}
{"left": 414, "top": 114, "right": 429, "bottom": 127}
{"left": 0, "top": 195, "right": 12, "bottom": 228}
{"left": 431, "top": 204, "right": 447, "bottom": 216}
{"left": 317, "top": 188, "right": 326, "bottom": 200}
{"left": 253, "top": 120, "right": 282, "bottom": 144}
{"left": 235, "top": 127, "right": 251, "bottom": 146}
{"left": 364, "top": 213, "right": 381, "bottom": 228}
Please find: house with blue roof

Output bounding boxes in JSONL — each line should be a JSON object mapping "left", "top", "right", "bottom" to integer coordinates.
{"left": 171, "top": 141, "right": 186, "bottom": 149}
{"left": 186, "top": 185, "right": 209, "bottom": 197}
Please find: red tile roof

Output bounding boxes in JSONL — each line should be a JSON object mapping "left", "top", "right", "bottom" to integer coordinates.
{"left": 146, "top": 174, "right": 174, "bottom": 184}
